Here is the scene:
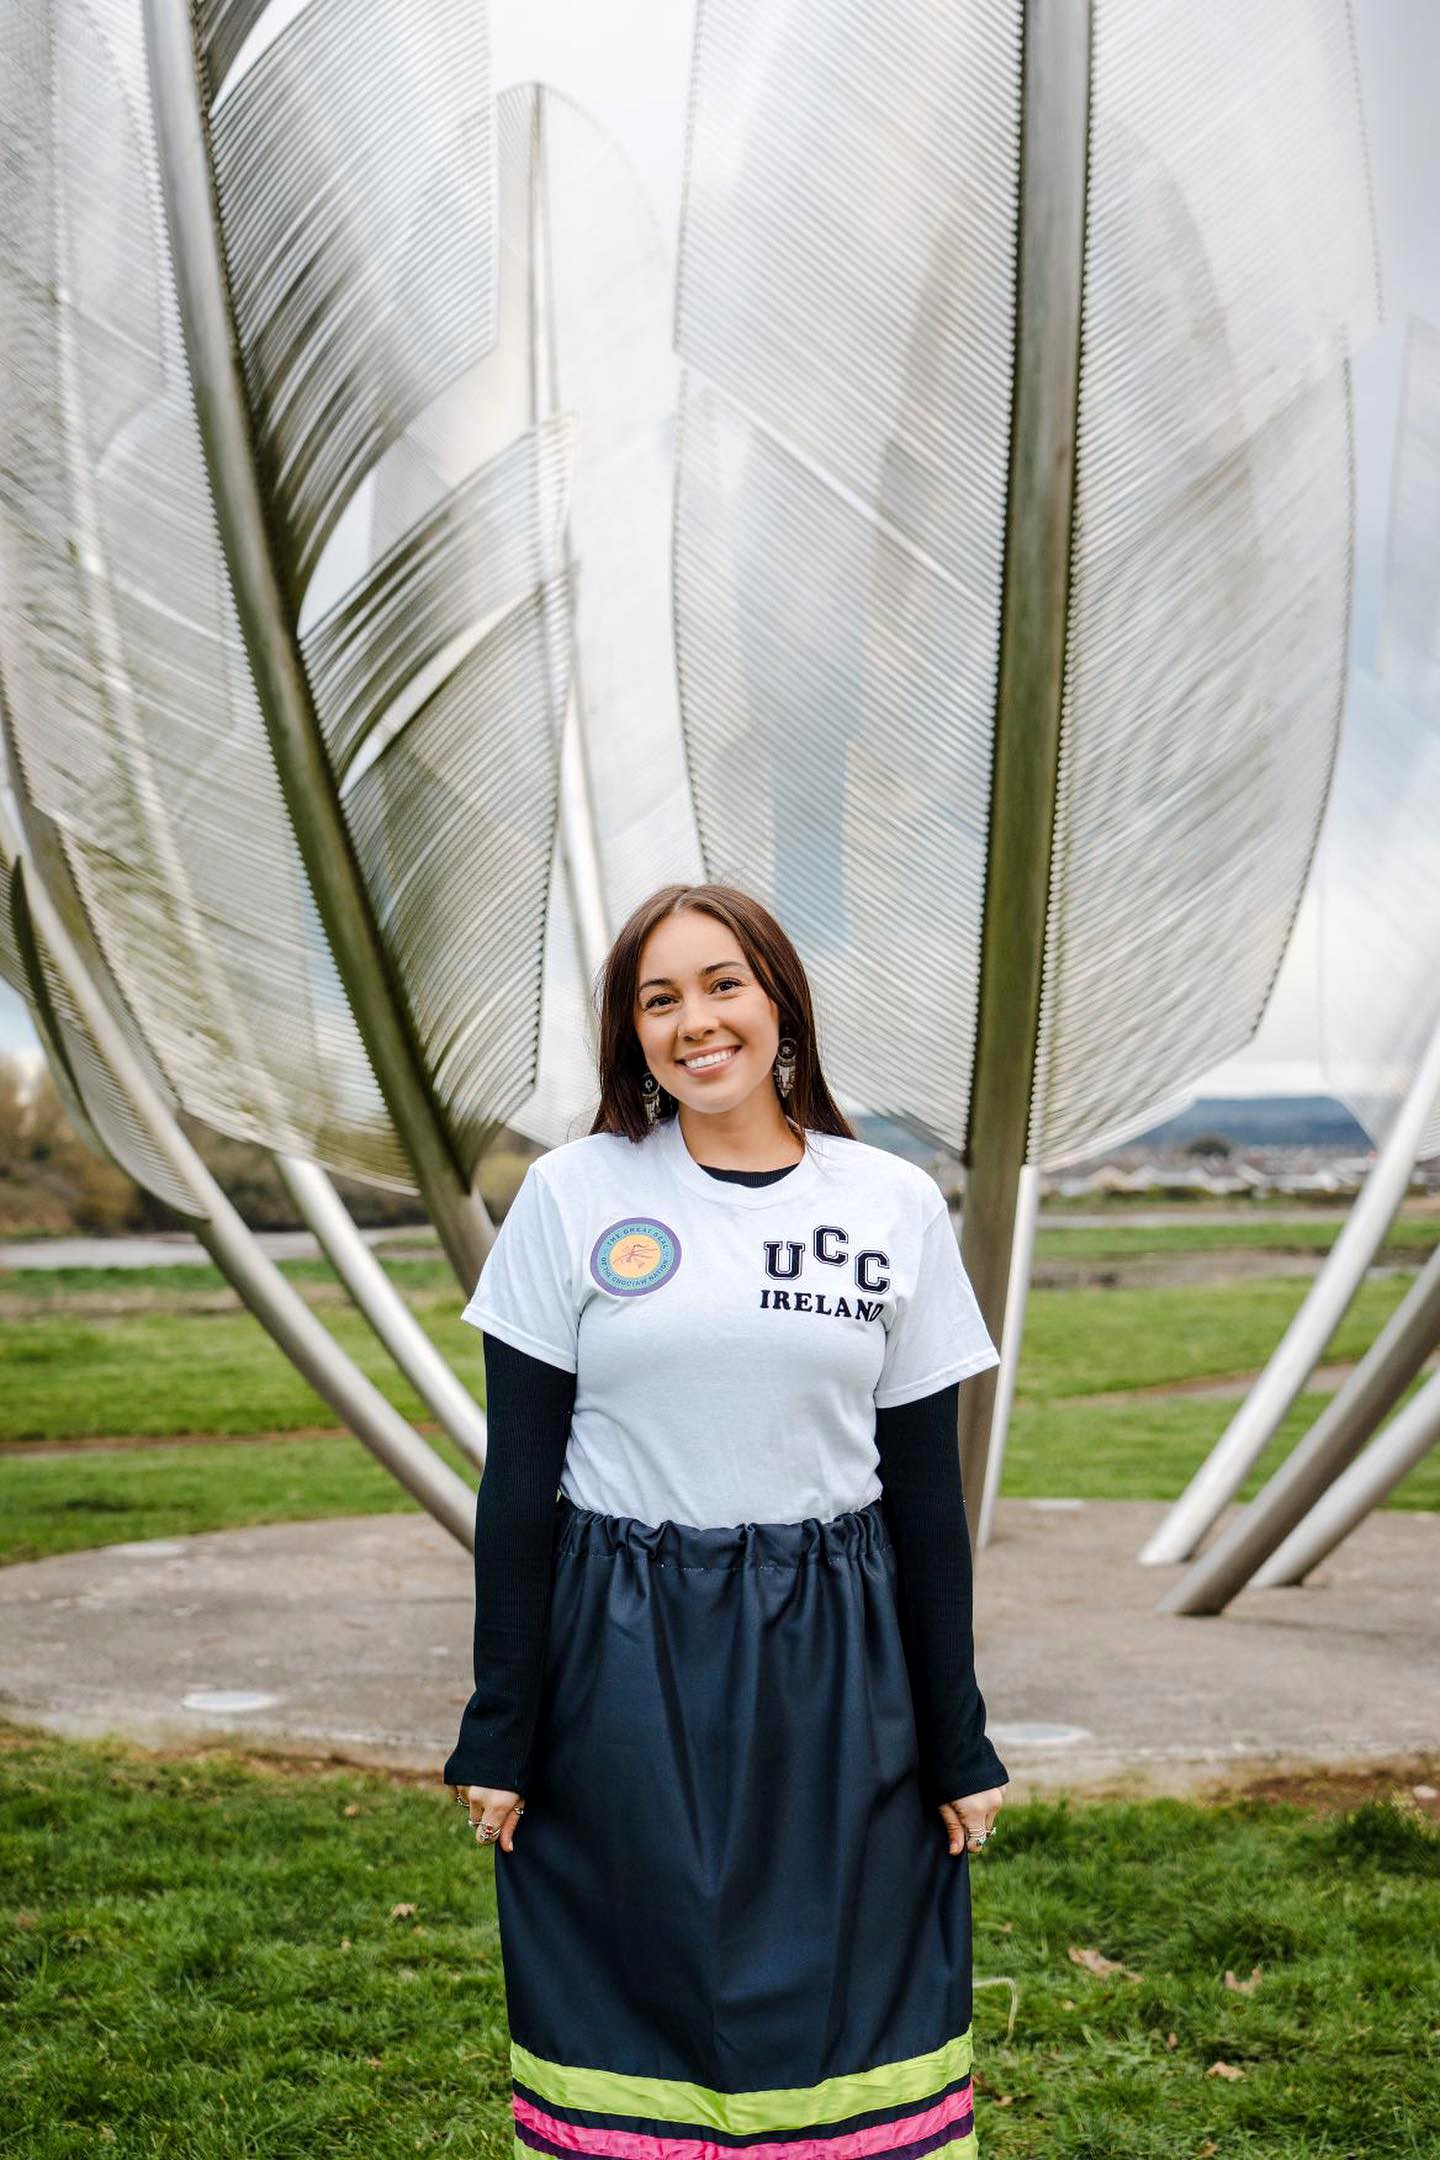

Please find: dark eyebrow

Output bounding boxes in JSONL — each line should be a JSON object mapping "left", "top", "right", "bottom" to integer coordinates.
{"left": 637, "top": 958, "right": 748, "bottom": 994}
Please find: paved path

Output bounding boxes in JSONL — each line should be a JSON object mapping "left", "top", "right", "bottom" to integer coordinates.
{"left": 2, "top": 1498, "right": 1435, "bottom": 1798}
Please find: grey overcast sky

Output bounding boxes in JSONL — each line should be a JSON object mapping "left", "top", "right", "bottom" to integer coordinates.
{"left": 2, "top": 0, "right": 1435, "bottom": 1107}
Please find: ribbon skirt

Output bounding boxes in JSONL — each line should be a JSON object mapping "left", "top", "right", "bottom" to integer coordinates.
{"left": 495, "top": 1494, "right": 978, "bottom": 2159}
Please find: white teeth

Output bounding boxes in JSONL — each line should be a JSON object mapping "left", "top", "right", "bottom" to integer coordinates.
{"left": 681, "top": 1047, "right": 737, "bottom": 1072}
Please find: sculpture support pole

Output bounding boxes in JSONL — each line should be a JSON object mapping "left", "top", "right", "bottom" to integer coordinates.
{"left": 977, "top": 1162, "right": 1040, "bottom": 1549}
{"left": 143, "top": 0, "right": 493, "bottom": 1290}
{"left": 1140, "top": 1012, "right": 1440, "bottom": 1568}
{"left": 958, "top": 0, "right": 1090, "bottom": 1544}
{"left": 275, "top": 1155, "right": 490, "bottom": 1473}
{"left": 1162, "top": 1242, "right": 1440, "bottom": 1613}
{"left": 1251, "top": 1365, "right": 1440, "bottom": 1589}
{"left": 527, "top": 91, "right": 612, "bottom": 1004}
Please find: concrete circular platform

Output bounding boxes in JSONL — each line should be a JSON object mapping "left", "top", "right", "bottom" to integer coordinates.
{"left": 2, "top": 1497, "right": 1436, "bottom": 1796}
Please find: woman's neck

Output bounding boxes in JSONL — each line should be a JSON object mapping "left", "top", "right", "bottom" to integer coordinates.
{"left": 676, "top": 1102, "right": 804, "bottom": 1173}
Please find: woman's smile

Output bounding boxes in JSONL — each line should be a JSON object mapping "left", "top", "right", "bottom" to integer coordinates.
{"left": 675, "top": 1044, "right": 739, "bottom": 1076}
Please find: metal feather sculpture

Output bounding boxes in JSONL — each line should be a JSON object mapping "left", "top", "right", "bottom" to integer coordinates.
{"left": 0, "top": 0, "right": 1394, "bottom": 1568}
{"left": 674, "top": 0, "right": 1380, "bottom": 1511}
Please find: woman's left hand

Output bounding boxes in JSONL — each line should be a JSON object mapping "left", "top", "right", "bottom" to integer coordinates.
{"left": 938, "top": 1785, "right": 1005, "bottom": 1857}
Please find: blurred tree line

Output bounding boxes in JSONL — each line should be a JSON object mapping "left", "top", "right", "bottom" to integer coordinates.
{"left": 0, "top": 1052, "right": 535, "bottom": 1240}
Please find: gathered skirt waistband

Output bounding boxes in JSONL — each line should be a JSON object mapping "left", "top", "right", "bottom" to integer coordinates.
{"left": 551, "top": 1489, "right": 893, "bottom": 1571}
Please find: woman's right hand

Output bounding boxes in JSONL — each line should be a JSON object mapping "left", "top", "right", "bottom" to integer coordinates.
{"left": 456, "top": 1785, "right": 526, "bottom": 1852}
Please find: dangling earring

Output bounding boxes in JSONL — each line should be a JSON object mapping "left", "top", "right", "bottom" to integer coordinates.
{"left": 641, "top": 1071, "right": 663, "bottom": 1127}
{"left": 773, "top": 1036, "right": 797, "bottom": 1101}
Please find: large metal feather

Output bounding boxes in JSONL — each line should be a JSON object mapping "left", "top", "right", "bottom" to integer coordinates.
{"left": 677, "top": 0, "right": 1376, "bottom": 1154}
{"left": 145, "top": 0, "right": 580, "bottom": 1281}
{"left": 675, "top": 0, "right": 1379, "bottom": 1506}
{"left": 1142, "top": 322, "right": 1440, "bottom": 1584}
{"left": 675, "top": 0, "right": 1021, "bottom": 1138}
{"left": 1027, "top": 0, "right": 1380, "bottom": 1167}
{"left": 360, "top": 82, "right": 701, "bottom": 1146}
{"left": 0, "top": 0, "right": 406, "bottom": 1192}
{"left": 1324, "top": 318, "right": 1440, "bottom": 1158}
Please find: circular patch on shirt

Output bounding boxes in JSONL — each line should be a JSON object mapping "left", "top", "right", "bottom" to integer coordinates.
{"left": 589, "top": 1217, "right": 682, "bottom": 1296}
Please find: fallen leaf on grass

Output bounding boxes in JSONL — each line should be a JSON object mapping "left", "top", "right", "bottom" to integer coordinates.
{"left": 1166, "top": 2032, "right": 1179, "bottom": 2050}
{"left": 1224, "top": 1965, "right": 1262, "bottom": 1995}
{"left": 992, "top": 2096, "right": 1013, "bottom": 2108}
{"left": 344, "top": 1803, "right": 361, "bottom": 1818}
{"left": 1206, "top": 2060, "right": 1245, "bottom": 2080}
{"left": 1198, "top": 2143, "right": 1218, "bottom": 2157}
{"left": 1068, "top": 1944, "right": 1142, "bottom": 1982}
{"left": 390, "top": 1902, "right": 418, "bottom": 1919}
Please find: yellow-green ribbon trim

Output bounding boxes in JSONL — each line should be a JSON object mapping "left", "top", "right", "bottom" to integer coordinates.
{"left": 510, "top": 2029, "right": 974, "bottom": 2134}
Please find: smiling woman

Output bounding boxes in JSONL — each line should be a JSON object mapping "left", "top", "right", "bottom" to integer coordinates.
{"left": 446, "top": 882, "right": 1007, "bottom": 2160}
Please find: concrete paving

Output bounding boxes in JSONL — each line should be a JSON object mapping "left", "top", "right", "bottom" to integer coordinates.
{"left": 1, "top": 1497, "right": 1435, "bottom": 1798}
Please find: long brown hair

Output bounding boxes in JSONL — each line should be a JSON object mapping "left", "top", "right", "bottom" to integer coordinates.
{"left": 588, "top": 884, "right": 856, "bottom": 1146}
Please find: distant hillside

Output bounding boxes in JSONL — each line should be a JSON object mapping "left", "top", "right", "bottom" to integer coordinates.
{"left": 1129, "top": 1096, "right": 1372, "bottom": 1150}
{"left": 860, "top": 1095, "right": 1373, "bottom": 1166}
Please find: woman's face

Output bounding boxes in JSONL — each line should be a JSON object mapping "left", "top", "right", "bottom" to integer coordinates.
{"left": 633, "top": 911, "right": 783, "bottom": 1117}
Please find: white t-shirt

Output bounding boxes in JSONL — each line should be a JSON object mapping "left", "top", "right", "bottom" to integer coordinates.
{"left": 462, "top": 1111, "right": 999, "bottom": 1529}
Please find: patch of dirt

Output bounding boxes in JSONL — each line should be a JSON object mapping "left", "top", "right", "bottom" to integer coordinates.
{"left": 1060, "top": 1353, "right": 1439, "bottom": 1408}
{"left": 1199, "top": 1759, "right": 1440, "bottom": 1819}
{"left": 1034, "top": 1250, "right": 1425, "bottom": 1291}
{"left": 2, "top": 1717, "right": 1434, "bottom": 1815}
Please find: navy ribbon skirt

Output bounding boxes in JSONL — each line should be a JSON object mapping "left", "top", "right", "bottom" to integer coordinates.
{"left": 494, "top": 1495, "right": 979, "bottom": 2160}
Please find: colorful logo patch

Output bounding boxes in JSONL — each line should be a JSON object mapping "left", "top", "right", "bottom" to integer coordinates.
{"left": 589, "top": 1217, "right": 682, "bottom": 1297}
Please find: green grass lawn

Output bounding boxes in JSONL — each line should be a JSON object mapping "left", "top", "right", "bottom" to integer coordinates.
{"left": 0, "top": 1261, "right": 478, "bottom": 1443}
{"left": 1031, "top": 1216, "right": 1439, "bottom": 1262}
{"left": 2, "top": 1730, "right": 1435, "bottom": 2158}
{"left": 2, "top": 1243, "right": 1436, "bottom": 1563}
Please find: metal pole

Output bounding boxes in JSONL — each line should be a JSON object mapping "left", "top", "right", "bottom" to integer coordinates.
{"left": 959, "top": 0, "right": 1091, "bottom": 1537}
{"left": 275, "top": 1153, "right": 490, "bottom": 1472}
{"left": 1139, "top": 1012, "right": 1440, "bottom": 1566}
{"left": 977, "top": 1162, "right": 1040, "bottom": 1548}
{"left": 1161, "top": 1242, "right": 1440, "bottom": 1613}
{"left": 1251, "top": 1365, "right": 1440, "bottom": 1588}
{"left": 527, "top": 88, "right": 612, "bottom": 1002}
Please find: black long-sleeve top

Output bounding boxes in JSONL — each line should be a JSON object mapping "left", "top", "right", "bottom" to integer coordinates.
{"left": 444, "top": 1160, "right": 1009, "bottom": 1809}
